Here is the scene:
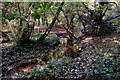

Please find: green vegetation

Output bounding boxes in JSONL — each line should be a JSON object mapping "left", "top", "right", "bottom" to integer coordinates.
{"left": 1, "top": 1, "right": 120, "bottom": 80}
{"left": 17, "top": 55, "right": 120, "bottom": 79}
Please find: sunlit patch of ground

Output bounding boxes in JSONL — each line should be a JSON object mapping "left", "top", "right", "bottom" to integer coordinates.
{"left": 82, "top": 37, "right": 93, "bottom": 43}
{"left": 113, "top": 40, "right": 120, "bottom": 44}
{"left": 19, "top": 62, "right": 47, "bottom": 73}
{"left": 0, "top": 43, "right": 13, "bottom": 47}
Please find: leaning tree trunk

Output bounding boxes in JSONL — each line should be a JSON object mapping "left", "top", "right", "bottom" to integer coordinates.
{"left": 38, "top": 2, "right": 64, "bottom": 43}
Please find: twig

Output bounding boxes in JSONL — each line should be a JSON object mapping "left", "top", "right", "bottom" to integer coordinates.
{"left": 58, "top": 47, "right": 66, "bottom": 56}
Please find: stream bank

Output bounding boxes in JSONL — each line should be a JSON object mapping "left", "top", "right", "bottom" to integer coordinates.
{"left": 1, "top": 32, "right": 120, "bottom": 79}
{"left": 2, "top": 35, "right": 79, "bottom": 78}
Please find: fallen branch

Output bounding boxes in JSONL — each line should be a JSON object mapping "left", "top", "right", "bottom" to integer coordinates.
{"left": 73, "top": 34, "right": 87, "bottom": 44}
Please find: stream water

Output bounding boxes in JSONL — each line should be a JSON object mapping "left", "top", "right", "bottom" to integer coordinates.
{"left": 3, "top": 37, "right": 80, "bottom": 78}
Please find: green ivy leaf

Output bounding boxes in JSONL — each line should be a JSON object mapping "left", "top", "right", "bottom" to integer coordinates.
{"left": 2, "top": 19, "right": 6, "bottom": 23}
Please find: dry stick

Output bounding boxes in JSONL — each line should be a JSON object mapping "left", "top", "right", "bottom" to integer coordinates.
{"left": 61, "top": 9, "right": 74, "bottom": 31}
{"left": 17, "top": 2, "right": 23, "bottom": 34}
{"left": 17, "top": 2, "right": 21, "bottom": 17}
{"left": 38, "top": 2, "right": 64, "bottom": 43}
{"left": 82, "top": 3, "right": 98, "bottom": 29}
{"left": 19, "top": 3, "right": 36, "bottom": 42}
{"left": 58, "top": 47, "right": 66, "bottom": 56}
{"left": 3, "top": 3, "right": 14, "bottom": 11}
{"left": 104, "top": 3, "right": 119, "bottom": 22}
{"left": 25, "top": 3, "right": 36, "bottom": 19}
{"left": 70, "top": 14, "right": 75, "bottom": 25}
{"left": 17, "top": 2, "right": 23, "bottom": 26}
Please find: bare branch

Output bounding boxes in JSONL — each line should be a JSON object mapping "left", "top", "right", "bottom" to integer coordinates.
{"left": 61, "top": 9, "right": 71, "bottom": 29}
{"left": 63, "top": 25, "right": 78, "bottom": 40}
{"left": 76, "top": 13, "right": 95, "bottom": 28}
{"left": 81, "top": 2, "right": 97, "bottom": 19}
{"left": 25, "top": 3, "right": 36, "bottom": 19}
{"left": 105, "top": 15, "right": 120, "bottom": 22}
{"left": 102, "top": 6, "right": 108, "bottom": 17}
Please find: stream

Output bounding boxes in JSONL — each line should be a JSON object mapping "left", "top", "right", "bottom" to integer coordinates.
{"left": 2, "top": 37, "right": 80, "bottom": 78}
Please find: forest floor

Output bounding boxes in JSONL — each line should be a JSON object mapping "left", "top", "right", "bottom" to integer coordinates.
{"left": 1, "top": 27, "right": 120, "bottom": 79}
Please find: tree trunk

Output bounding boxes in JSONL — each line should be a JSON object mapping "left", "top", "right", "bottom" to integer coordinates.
{"left": 70, "top": 14, "right": 75, "bottom": 34}
{"left": 19, "top": 3, "right": 35, "bottom": 44}
{"left": 95, "top": 2, "right": 105, "bottom": 35}
{"left": 19, "top": 20, "right": 34, "bottom": 44}
{"left": 45, "top": 15, "right": 48, "bottom": 27}
{"left": 18, "top": 2, "right": 23, "bottom": 33}
{"left": 42, "top": 14, "right": 45, "bottom": 25}
{"left": 38, "top": 2, "right": 64, "bottom": 43}
{"left": 38, "top": 19, "right": 40, "bottom": 26}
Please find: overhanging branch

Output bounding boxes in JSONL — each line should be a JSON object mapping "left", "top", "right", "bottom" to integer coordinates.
{"left": 105, "top": 15, "right": 120, "bottom": 22}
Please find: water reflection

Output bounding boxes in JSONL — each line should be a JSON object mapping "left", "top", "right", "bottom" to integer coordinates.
{"left": 58, "top": 38, "right": 79, "bottom": 58}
